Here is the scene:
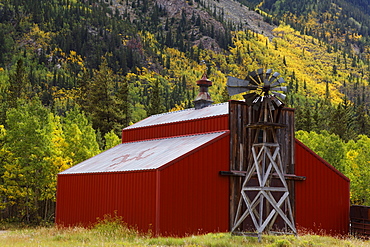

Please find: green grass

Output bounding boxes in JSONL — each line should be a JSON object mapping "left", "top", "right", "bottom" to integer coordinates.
{"left": 0, "top": 226, "right": 369, "bottom": 247}
{"left": 0, "top": 217, "right": 368, "bottom": 247}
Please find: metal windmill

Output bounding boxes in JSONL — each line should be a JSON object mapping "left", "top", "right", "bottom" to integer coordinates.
{"left": 227, "top": 68, "right": 296, "bottom": 238}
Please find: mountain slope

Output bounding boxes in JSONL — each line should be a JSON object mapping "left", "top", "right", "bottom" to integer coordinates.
{"left": 0, "top": 0, "right": 369, "bottom": 135}
{"left": 260, "top": 0, "right": 370, "bottom": 47}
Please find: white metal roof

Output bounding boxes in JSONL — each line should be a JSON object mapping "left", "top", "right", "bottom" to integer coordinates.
{"left": 125, "top": 102, "right": 229, "bottom": 129}
{"left": 59, "top": 131, "right": 228, "bottom": 174}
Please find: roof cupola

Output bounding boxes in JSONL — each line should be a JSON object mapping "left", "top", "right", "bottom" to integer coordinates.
{"left": 193, "top": 74, "right": 213, "bottom": 109}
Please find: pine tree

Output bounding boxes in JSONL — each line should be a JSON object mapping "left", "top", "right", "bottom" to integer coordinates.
{"left": 353, "top": 104, "right": 370, "bottom": 136}
{"left": 7, "top": 58, "right": 31, "bottom": 108}
{"left": 147, "top": 79, "right": 165, "bottom": 116}
{"left": 115, "top": 75, "right": 132, "bottom": 129}
{"left": 329, "top": 98, "right": 356, "bottom": 141}
{"left": 85, "top": 57, "right": 123, "bottom": 136}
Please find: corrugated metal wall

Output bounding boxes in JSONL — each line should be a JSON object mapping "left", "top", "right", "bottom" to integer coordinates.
{"left": 56, "top": 170, "right": 157, "bottom": 232}
{"left": 122, "top": 115, "right": 229, "bottom": 143}
{"left": 158, "top": 133, "right": 230, "bottom": 236}
{"left": 56, "top": 132, "right": 230, "bottom": 236}
{"left": 295, "top": 139, "right": 350, "bottom": 235}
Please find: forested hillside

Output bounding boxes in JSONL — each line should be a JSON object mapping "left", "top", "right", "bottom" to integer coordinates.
{"left": 0, "top": 0, "right": 369, "bottom": 223}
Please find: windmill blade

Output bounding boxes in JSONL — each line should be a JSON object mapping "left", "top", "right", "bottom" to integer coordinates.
{"left": 268, "top": 72, "right": 280, "bottom": 84}
{"left": 271, "top": 96, "right": 283, "bottom": 108}
{"left": 272, "top": 91, "right": 286, "bottom": 100}
{"left": 253, "top": 98, "right": 262, "bottom": 110}
{"left": 248, "top": 69, "right": 265, "bottom": 86}
{"left": 249, "top": 70, "right": 257, "bottom": 78}
{"left": 267, "top": 98, "right": 275, "bottom": 111}
{"left": 271, "top": 86, "right": 287, "bottom": 92}
{"left": 254, "top": 68, "right": 264, "bottom": 85}
{"left": 264, "top": 69, "right": 273, "bottom": 86}
{"left": 270, "top": 77, "right": 285, "bottom": 88}
{"left": 266, "top": 69, "right": 273, "bottom": 77}
{"left": 247, "top": 73, "right": 260, "bottom": 86}
{"left": 243, "top": 92, "right": 259, "bottom": 106}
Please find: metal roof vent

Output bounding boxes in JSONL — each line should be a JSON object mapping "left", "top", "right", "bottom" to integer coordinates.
{"left": 193, "top": 74, "right": 213, "bottom": 110}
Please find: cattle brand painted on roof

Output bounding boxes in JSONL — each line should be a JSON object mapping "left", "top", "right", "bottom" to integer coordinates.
{"left": 60, "top": 131, "right": 228, "bottom": 174}
{"left": 125, "top": 102, "right": 228, "bottom": 129}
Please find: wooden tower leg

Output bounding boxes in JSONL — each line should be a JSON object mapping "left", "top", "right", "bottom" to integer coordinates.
{"left": 232, "top": 143, "right": 296, "bottom": 236}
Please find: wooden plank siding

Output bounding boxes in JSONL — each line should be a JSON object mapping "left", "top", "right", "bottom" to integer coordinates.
{"left": 228, "top": 100, "right": 295, "bottom": 231}
{"left": 350, "top": 205, "right": 370, "bottom": 237}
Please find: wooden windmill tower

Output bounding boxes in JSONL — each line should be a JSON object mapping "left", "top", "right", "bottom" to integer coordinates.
{"left": 226, "top": 68, "right": 296, "bottom": 239}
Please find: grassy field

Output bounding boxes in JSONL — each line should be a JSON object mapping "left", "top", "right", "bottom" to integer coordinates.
{"left": 0, "top": 225, "right": 369, "bottom": 247}
{"left": 0, "top": 217, "right": 368, "bottom": 247}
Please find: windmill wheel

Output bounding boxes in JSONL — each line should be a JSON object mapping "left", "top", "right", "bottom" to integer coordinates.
{"left": 227, "top": 68, "right": 287, "bottom": 109}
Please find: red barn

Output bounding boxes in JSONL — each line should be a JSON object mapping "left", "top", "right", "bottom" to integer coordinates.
{"left": 56, "top": 101, "right": 350, "bottom": 236}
